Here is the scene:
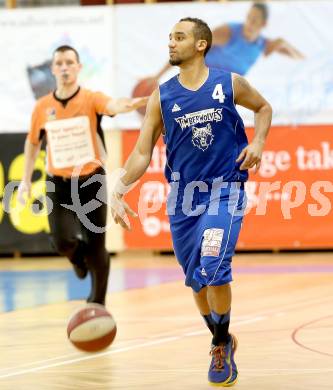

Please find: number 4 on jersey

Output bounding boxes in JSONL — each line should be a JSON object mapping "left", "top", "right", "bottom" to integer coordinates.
{"left": 212, "top": 84, "right": 226, "bottom": 103}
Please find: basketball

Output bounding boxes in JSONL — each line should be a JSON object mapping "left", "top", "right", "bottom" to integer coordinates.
{"left": 67, "top": 303, "right": 117, "bottom": 352}
{"left": 132, "top": 77, "right": 158, "bottom": 115}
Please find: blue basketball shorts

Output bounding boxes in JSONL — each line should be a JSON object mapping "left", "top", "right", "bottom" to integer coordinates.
{"left": 168, "top": 182, "right": 246, "bottom": 292}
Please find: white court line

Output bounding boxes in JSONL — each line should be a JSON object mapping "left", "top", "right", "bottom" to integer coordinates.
{"left": 251, "top": 295, "right": 333, "bottom": 318}
{"left": 0, "top": 338, "right": 147, "bottom": 374}
{"left": 0, "top": 324, "right": 202, "bottom": 375}
{"left": 0, "top": 352, "right": 80, "bottom": 374}
{"left": 0, "top": 336, "right": 180, "bottom": 379}
{"left": 0, "top": 328, "right": 195, "bottom": 375}
{"left": 0, "top": 316, "right": 251, "bottom": 375}
{"left": 0, "top": 316, "right": 265, "bottom": 379}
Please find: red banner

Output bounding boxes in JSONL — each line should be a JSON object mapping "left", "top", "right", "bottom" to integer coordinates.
{"left": 123, "top": 125, "right": 333, "bottom": 250}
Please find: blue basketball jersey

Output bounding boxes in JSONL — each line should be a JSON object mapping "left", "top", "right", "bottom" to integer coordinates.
{"left": 205, "top": 23, "right": 266, "bottom": 75}
{"left": 159, "top": 68, "right": 248, "bottom": 186}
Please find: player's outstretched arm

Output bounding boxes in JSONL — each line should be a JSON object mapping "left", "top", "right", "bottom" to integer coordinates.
{"left": 111, "top": 88, "right": 163, "bottom": 229}
{"left": 17, "top": 138, "right": 42, "bottom": 204}
{"left": 106, "top": 96, "right": 149, "bottom": 115}
{"left": 211, "top": 24, "right": 231, "bottom": 46}
{"left": 265, "top": 38, "right": 305, "bottom": 59}
{"left": 141, "top": 62, "right": 172, "bottom": 88}
{"left": 233, "top": 73, "right": 272, "bottom": 173}
{"left": 154, "top": 62, "right": 172, "bottom": 81}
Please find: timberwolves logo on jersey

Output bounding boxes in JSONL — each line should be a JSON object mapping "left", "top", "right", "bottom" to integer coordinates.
{"left": 192, "top": 123, "right": 214, "bottom": 151}
{"left": 175, "top": 108, "right": 222, "bottom": 152}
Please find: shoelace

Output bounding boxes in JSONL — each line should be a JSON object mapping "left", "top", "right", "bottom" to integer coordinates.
{"left": 210, "top": 345, "right": 226, "bottom": 370}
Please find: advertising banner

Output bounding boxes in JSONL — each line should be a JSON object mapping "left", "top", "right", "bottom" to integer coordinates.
{"left": 115, "top": 1, "right": 333, "bottom": 129}
{"left": 123, "top": 126, "right": 333, "bottom": 250}
{"left": 1, "top": 2, "right": 333, "bottom": 131}
{"left": 0, "top": 6, "right": 113, "bottom": 132}
{"left": 0, "top": 134, "right": 52, "bottom": 254}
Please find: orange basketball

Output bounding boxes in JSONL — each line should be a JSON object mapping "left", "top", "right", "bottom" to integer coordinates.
{"left": 132, "top": 77, "right": 158, "bottom": 116}
{"left": 67, "top": 303, "right": 117, "bottom": 352}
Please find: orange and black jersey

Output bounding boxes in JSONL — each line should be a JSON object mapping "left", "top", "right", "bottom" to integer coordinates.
{"left": 28, "top": 87, "right": 110, "bottom": 178}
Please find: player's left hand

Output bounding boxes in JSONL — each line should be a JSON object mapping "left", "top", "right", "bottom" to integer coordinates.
{"left": 236, "top": 141, "right": 264, "bottom": 173}
{"left": 108, "top": 96, "right": 149, "bottom": 115}
{"left": 110, "top": 192, "right": 137, "bottom": 230}
{"left": 128, "top": 96, "right": 149, "bottom": 110}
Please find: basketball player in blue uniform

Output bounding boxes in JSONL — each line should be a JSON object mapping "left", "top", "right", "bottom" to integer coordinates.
{"left": 112, "top": 18, "right": 272, "bottom": 386}
{"left": 206, "top": 2, "right": 304, "bottom": 75}
{"left": 147, "top": 2, "right": 303, "bottom": 83}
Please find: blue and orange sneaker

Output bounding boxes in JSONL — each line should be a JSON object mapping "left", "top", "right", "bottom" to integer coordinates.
{"left": 224, "top": 335, "right": 238, "bottom": 387}
{"left": 208, "top": 334, "right": 238, "bottom": 387}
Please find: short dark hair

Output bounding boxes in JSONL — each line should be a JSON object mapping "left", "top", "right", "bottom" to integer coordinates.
{"left": 53, "top": 45, "right": 80, "bottom": 63}
{"left": 179, "top": 17, "right": 212, "bottom": 56}
{"left": 252, "top": 2, "right": 269, "bottom": 22}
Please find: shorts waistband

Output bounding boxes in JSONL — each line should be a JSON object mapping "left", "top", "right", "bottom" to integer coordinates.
{"left": 47, "top": 166, "right": 105, "bottom": 183}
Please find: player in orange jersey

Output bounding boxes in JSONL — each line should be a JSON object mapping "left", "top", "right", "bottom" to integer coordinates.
{"left": 18, "top": 45, "right": 147, "bottom": 305}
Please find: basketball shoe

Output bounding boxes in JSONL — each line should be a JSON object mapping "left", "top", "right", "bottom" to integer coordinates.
{"left": 208, "top": 334, "right": 238, "bottom": 387}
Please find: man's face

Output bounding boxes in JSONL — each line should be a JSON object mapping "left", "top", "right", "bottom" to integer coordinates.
{"left": 51, "top": 50, "right": 81, "bottom": 86}
{"left": 243, "top": 7, "right": 266, "bottom": 40}
{"left": 168, "top": 22, "right": 197, "bottom": 66}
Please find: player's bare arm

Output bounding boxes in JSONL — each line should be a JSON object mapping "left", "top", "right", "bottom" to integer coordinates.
{"left": 111, "top": 88, "right": 163, "bottom": 229}
{"left": 154, "top": 62, "right": 172, "bottom": 81}
{"left": 106, "top": 96, "right": 149, "bottom": 115}
{"left": 211, "top": 24, "right": 231, "bottom": 46}
{"left": 143, "top": 61, "right": 172, "bottom": 88}
{"left": 233, "top": 73, "right": 272, "bottom": 173}
{"left": 17, "top": 139, "right": 42, "bottom": 204}
{"left": 265, "top": 38, "right": 304, "bottom": 59}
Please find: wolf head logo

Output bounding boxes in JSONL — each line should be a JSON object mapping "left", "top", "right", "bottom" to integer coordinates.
{"left": 191, "top": 123, "right": 214, "bottom": 151}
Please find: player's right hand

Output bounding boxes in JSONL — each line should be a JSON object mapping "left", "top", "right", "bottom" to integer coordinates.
{"left": 128, "top": 96, "right": 149, "bottom": 110}
{"left": 110, "top": 192, "right": 137, "bottom": 231}
{"left": 140, "top": 76, "right": 159, "bottom": 88}
{"left": 17, "top": 181, "right": 31, "bottom": 205}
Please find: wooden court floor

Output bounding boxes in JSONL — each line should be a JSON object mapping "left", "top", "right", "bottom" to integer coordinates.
{"left": 0, "top": 252, "right": 332, "bottom": 390}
